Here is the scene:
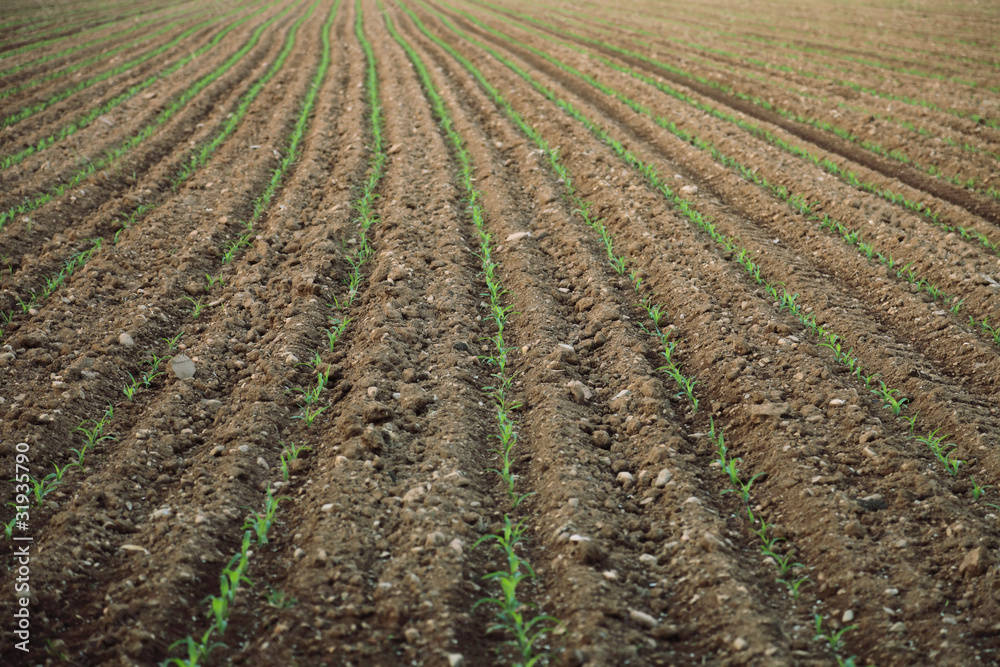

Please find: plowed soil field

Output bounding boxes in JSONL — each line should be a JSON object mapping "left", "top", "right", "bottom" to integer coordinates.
{"left": 1, "top": 0, "right": 1000, "bottom": 665}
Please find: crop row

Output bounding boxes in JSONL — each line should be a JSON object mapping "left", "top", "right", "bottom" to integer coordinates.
{"left": 155, "top": 1, "right": 340, "bottom": 663}
{"left": 559, "top": 4, "right": 1000, "bottom": 146}
{"left": 0, "top": 4, "right": 220, "bottom": 106}
{"left": 476, "top": 2, "right": 1000, "bottom": 201}
{"left": 428, "top": 0, "right": 989, "bottom": 497}
{"left": 403, "top": 2, "right": 877, "bottom": 662}
{"left": 453, "top": 11, "right": 1000, "bottom": 361}
{"left": 0, "top": 0, "right": 169, "bottom": 58}
{"left": 386, "top": 1, "right": 563, "bottom": 661}
{"left": 0, "top": 0, "right": 296, "bottom": 231}
{"left": 0, "top": 3, "right": 196, "bottom": 85}
{"left": 0, "top": 0, "right": 277, "bottom": 171}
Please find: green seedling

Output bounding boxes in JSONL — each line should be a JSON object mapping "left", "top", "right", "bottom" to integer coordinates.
{"left": 293, "top": 405, "right": 326, "bottom": 427}
{"left": 762, "top": 548, "right": 802, "bottom": 576}
{"left": 325, "top": 318, "right": 350, "bottom": 351}
{"left": 942, "top": 454, "right": 965, "bottom": 477}
{"left": 123, "top": 373, "right": 138, "bottom": 400}
{"left": 814, "top": 614, "right": 857, "bottom": 652}
{"left": 473, "top": 515, "right": 560, "bottom": 665}
{"left": 870, "top": 381, "right": 909, "bottom": 415}
{"left": 723, "top": 471, "right": 764, "bottom": 504}
{"left": 243, "top": 490, "right": 287, "bottom": 547}
{"left": 47, "top": 461, "right": 79, "bottom": 483}
{"left": 29, "top": 475, "right": 60, "bottom": 505}
{"left": 898, "top": 410, "right": 918, "bottom": 432}
{"left": 264, "top": 588, "right": 297, "bottom": 609}
{"left": 3, "top": 516, "right": 17, "bottom": 540}
{"left": 182, "top": 296, "right": 208, "bottom": 318}
{"left": 140, "top": 370, "right": 163, "bottom": 388}
{"left": 75, "top": 420, "right": 114, "bottom": 448}
{"left": 204, "top": 274, "right": 224, "bottom": 291}
{"left": 971, "top": 476, "right": 992, "bottom": 501}
{"left": 161, "top": 331, "right": 184, "bottom": 350}
{"left": 781, "top": 575, "right": 810, "bottom": 599}
{"left": 164, "top": 631, "right": 224, "bottom": 667}
{"left": 279, "top": 441, "right": 312, "bottom": 480}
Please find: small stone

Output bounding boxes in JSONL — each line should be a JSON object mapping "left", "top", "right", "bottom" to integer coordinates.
{"left": 448, "top": 538, "right": 463, "bottom": 556}
{"left": 321, "top": 503, "right": 334, "bottom": 513}
{"left": 616, "top": 471, "right": 635, "bottom": 487}
{"left": 404, "top": 627, "right": 420, "bottom": 644}
{"left": 629, "top": 608, "right": 658, "bottom": 629}
{"left": 402, "top": 486, "right": 427, "bottom": 505}
{"left": 425, "top": 531, "right": 446, "bottom": 547}
{"left": 150, "top": 507, "right": 172, "bottom": 520}
{"left": 592, "top": 430, "right": 612, "bottom": 449}
{"left": 169, "top": 355, "right": 196, "bottom": 379}
{"left": 567, "top": 380, "right": 593, "bottom": 403}
{"left": 572, "top": 539, "right": 606, "bottom": 565}
{"left": 884, "top": 588, "right": 899, "bottom": 596}
{"left": 959, "top": 546, "right": 991, "bottom": 577}
{"left": 446, "top": 654, "right": 464, "bottom": 667}
{"left": 749, "top": 402, "right": 789, "bottom": 419}
{"left": 889, "top": 621, "right": 906, "bottom": 633}
{"left": 119, "top": 333, "right": 134, "bottom": 348}
{"left": 119, "top": 544, "right": 148, "bottom": 554}
{"left": 314, "top": 549, "right": 327, "bottom": 566}
{"left": 654, "top": 468, "right": 672, "bottom": 488}
{"left": 284, "top": 354, "right": 299, "bottom": 366}
{"left": 367, "top": 386, "right": 379, "bottom": 398}
{"left": 829, "top": 398, "right": 845, "bottom": 406}
{"left": 844, "top": 520, "right": 867, "bottom": 539}
{"left": 205, "top": 399, "right": 223, "bottom": 413}
{"left": 680, "top": 184, "right": 698, "bottom": 195}
{"left": 842, "top": 609, "right": 855, "bottom": 623}
{"left": 210, "top": 445, "right": 224, "bottom": 456}
{"left": 639, "top": 554, "right": 658, "bottom": 567}
{"left": 294, "top": 548, "right": 306, "bottom": 560}
{"left": 733, "top": 637, "right": 748, "bottom": 651}
{"left": 505, "top": 231, "right": 531, "bottom": 244}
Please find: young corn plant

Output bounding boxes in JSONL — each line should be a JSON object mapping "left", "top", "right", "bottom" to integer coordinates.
{"left": 971, "top": 477, "right": 992, "bottom": 501}
{"left": 292, "top": 405, "right": 326, "bottom": 427}
{"left": 473, "top": 516, "right": 561, "bottom": 665}
{"left": 383, "top": 6, "right": 560, "bottom": 662}
{"left": 161, "top": 331, "right": 184, "bottom": 351}
{"left": 182, "top": 296, "right": 209, "bottom": 319}
{"left": 325, "top": 318, "right": 350, "bottom": 351}
{"left": 279, "top": 441, "right": 312, "bottom": 480}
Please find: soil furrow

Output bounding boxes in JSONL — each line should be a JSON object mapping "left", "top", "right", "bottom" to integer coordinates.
{"left": 397, "top": 4, "right": 1000, "bottom": 663}
{"left": 480, "top": 3, "right": 1000, "bottom": 225}
{"left": 0, "top": 4, "right": 334, "bottom": 661}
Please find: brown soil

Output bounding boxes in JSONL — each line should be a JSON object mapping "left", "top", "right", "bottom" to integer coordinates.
{"left": 1, "top": 0, "right": 999, "bottom": 666}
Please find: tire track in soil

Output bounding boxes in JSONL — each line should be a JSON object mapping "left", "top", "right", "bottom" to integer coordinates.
{"left": 475, "top": 1, "right": 1000, "bottom": 227}
{"left": 440, "top": 3, "right": 1000, "bottom": 487}
{"left": 399, "top": 4, "right": 1000, "bottom": 663}
{"left": 0, "top": 0, "right": 302, "bottom": 303}
{"left": 0, "top": 3, "right": 336, "bottom": 663}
